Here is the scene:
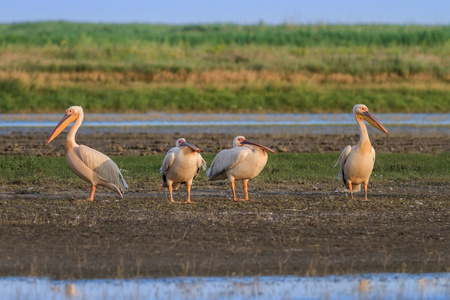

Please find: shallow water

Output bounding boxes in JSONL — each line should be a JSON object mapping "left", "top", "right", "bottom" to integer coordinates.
{"left": 2, "top": 273, "right": 449, "bottom": 300}
{"left": 1, "top": 113, "right": 449, "bottom": 136}
{"left": 1, "top": 112, "right": 449, "bottom": 127}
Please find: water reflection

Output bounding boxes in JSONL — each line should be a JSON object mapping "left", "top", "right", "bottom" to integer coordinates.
{"left": 1, "top": 273, "right": 449, "bottom": 300}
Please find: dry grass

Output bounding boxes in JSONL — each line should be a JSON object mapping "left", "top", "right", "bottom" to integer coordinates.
{"left": 0, "top": 70, "right": 448, "bottom": 91}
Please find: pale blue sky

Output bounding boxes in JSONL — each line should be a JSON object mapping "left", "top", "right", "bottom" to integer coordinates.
{"left": 1, "top": 0, "right": 449, "bottom": 24}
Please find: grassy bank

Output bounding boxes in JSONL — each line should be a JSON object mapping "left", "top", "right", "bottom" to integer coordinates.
{"left": 1, "top": 153, "right": 449, "bottom": 190}
{"left": 0, "top": 23, "right": 449, "bottom": 113}
{"left": 2, "top": 79, "right": 448, "bottom": 113}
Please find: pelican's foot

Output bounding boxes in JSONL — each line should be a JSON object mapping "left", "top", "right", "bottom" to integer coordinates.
{"left": 183, "top": 200, "right": 196, "bottom": 204}
{"left": 170, "top": 200, "right": 182, "bottom": 204}
{"left": 233, "top": 198, "right": 253, "bottom": 202}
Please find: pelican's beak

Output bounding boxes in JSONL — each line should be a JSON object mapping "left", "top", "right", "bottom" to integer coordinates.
{"left": 362, "top": 111, "right": 389, "bottom": 135}
{"left": 46, "top": 113, "right": 78, "bottom": 144}
{"left": 242, "top": 139, "right": 277, "bottom": 154}
{"left": 180, "top": 141, "right": 200, "bottom": 152}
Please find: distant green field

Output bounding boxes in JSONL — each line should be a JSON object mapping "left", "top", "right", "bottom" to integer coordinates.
{"left": 0, "top": 22, "right": 449, "bottom": 113}
{"left": 1, "top": 22, "right": 448, "bottom": 47}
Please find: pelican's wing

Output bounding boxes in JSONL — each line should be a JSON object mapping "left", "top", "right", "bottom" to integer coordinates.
{"left": 334, "top": 145, "right": 352, "bottom": 179}
{"left": 207, "top": 148, "right": 249, "bottom": 180}
{"left": 198, "top": 153, "right": 207, "bottom": 171}
{"left": 77, "top": 145, "right": 128, "bottom": 192}
{"left": 191, "top": 153, "right": 207, "bottom": 180}
{"left": 159, "top": 147, "right": 178, "bottom": 176}
{"left": 371, "top": 147, "right": 376, "bottom": 164}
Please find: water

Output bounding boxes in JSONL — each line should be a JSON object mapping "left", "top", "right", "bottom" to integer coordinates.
{"left": 1, "top": 273, "right": 449, "bottom": 300}
{"left": 1, "top": 112, "right": 449, "bottom": 127}
{"left": 1, "top": 113, "right": 448, "bottom": 136}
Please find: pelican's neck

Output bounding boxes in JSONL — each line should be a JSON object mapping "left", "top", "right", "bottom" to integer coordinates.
{"left": 356, "top": 115, "right": 372, "bottom": 152}
{"left": 66, "top": 111, "right": 83, "bottom": 150}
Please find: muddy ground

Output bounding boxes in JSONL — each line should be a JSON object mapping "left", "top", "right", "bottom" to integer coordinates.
{"left": 0, "top": 132, "right": 449, "bottom": 279}
{"left": 1, "top": 131, "right": 449, "bottom": 156}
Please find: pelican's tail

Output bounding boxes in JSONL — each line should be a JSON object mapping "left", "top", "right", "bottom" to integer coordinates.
{"left": 99, "top": 181, "right": 124, "bottom": 198}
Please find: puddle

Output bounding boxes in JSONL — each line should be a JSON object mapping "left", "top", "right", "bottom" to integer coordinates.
{"left": 1, "top": 273, "right": 449, "bottom": 300}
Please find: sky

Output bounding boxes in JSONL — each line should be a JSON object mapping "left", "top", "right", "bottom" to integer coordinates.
{"left": 1, "top": 0, "right": 449, "bottom": 25}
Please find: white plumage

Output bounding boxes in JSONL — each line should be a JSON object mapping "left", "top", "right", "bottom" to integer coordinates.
{"left": 335, "top": 104, "right": 389, "bottom": 200}
{"left": 47, "top": 106, "right": 127, "bottom": 201}
{"left": 160, "top": 138, "right": 206, "bottom": 203}
{"left": 207, "top": 136, "right": 276, "bottom": 201}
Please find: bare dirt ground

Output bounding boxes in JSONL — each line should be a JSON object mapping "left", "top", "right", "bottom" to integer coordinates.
{"left": 0, "top": 132, "right": 449, "bottom": 279}
{"left": 1, "top": 131, "right": 449, "bottom": 156}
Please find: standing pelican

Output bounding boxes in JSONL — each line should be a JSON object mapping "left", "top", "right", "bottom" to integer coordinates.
{"left": 207, "top": 136, "right": 276, "bottom": 202}
{"left": 160, "top": 138, "right": 206, "bottom": 203}
{"left": 335, "top": 104, "right": 389, "bottom": 200}
{"left": 46, "top": 106, "right": 128, "bottom": 201}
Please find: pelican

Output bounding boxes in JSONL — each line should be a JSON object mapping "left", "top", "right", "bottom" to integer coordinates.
{"left": 335, "top": 104, "right": 389, "bottom": 200}
{"left": 159, "top": 138, "right": 206, "bottom": 203}
{"left": 46, "top": 106, "right": 128, "bottom": 201}
{"left": 207, "top": 136, "right": 276, "bottom": 201}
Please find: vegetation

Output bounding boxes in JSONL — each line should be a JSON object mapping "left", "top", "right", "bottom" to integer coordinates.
{"left": 1, "top": 153, "right": 449, "bottom": 189}
{"left": 1, "top": 22, "right": 449, "bottom": 47}
{"left": 0, "top": 22, "right": 449, "bottom": 113}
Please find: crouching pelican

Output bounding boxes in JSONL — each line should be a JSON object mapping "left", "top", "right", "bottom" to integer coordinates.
{"left": 335, "top": 104, "right": 389, "bottom": 200}
{"left": 207, "top": 136, "right": 276, "bottom": 201}
{"left": 47, "top": 106, "right": 128, "bottom": 201}
{"left": 160, "top": 138, "right": 206, "bottom": 203}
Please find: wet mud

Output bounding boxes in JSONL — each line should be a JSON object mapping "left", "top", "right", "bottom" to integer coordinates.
{"left": 1, "top": 131, "right": 449, "bottom": 156}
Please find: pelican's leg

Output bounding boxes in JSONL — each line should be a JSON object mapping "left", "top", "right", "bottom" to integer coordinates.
{"left": 88, "top": 185, "right": 96, "bottom": 201}
{"left": 168, "top": 184, "right": 179, "bottom": 203}
{"left": 348, "top": 182, "right": 353, "bottom": 200}
{"left": 184, "top": 183, "right": 196, "bottom": 204}
{"left": 243, "top": 180, "right": 249, "bottom": 201}
{"left": 231, "top": 181, "right": 248, "bottom": 202}
{"left": 231, "top": 181, "right": 240, "bottom": 202}
{"left": 363, "top": 183, "right": 368, "bottom": 201}
{"left": 169, "top": 184, "right": 174, "bottom": 202}
{"left": 231, "top": 181, "right": 237, "bottom": 201}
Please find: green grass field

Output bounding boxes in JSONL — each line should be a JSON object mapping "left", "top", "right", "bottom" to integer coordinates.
{"left": 1, "top": 153, "right": 448, "bottom": 190}
{"left": 0, "top": 23, "right": 449, "bottom": 113}
{"left": 1, "top": 22, "right": 448, "bottom": 47}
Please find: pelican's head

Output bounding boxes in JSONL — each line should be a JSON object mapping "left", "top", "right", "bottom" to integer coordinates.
{"left": 46, "top": 106, "right": 83, "bottom": 144}
{"left": 233, "top": 136, "right": 276, "bottom": 154}
{"left": 176, "top": 138, "right": 200, "bottom": 152}
{"left": 353, "top": 104, "right": 389, "bottom": 135}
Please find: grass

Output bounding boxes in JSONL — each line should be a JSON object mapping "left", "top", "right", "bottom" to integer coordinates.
{"left": 1, "top": 22, "right": 448, "bottom": 47}
{"left": 1, "top": 153, "right": 449, "bottom": 190}
{"left": 1, "top": 79, "right": 449, "bottom": 113}
{"left": 0, "top": 22, "right": 449, "bottom": 113}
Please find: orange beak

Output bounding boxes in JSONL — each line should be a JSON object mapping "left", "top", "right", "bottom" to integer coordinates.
{"left": 46, "top": 113, "right": 78, "bottom": 144}
{"left": 362, "top": 111, "right": 389, "bottom": 135}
